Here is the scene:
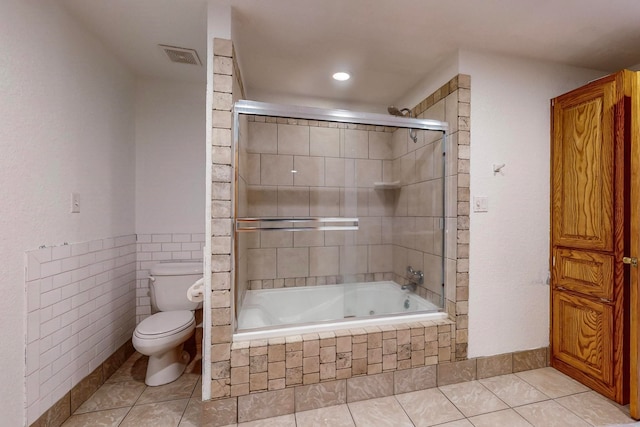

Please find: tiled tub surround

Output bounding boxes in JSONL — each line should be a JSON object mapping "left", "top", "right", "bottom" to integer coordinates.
{"left": 207, "top": 37, "right": 474, "bottom": 425}
{"left": 234, "top": 75, "right": 468, "bottom": 320}
{"left": 135, "top": 232, "right": 205, "bottom": 324}
{"left": 204, "top": 345, "right": 551, "bottom": 425}
{"left": 25, "top": 235, "right": 137, "bottom": 425}
{"left": 412, "top": 74, "right": 470, "bottom": 361}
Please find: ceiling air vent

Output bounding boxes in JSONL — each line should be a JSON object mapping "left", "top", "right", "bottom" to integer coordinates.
{"left": 159, "top": 44, "right": 202, "bottom": 66}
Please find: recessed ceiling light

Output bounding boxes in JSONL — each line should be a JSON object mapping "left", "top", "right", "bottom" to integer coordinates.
{"left": 332, "top": 72, "right": 350, "bottom": 81}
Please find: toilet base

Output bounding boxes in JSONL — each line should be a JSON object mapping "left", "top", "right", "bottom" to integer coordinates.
{"left": 145, "top": 344, "right": 190, "bottom": 386}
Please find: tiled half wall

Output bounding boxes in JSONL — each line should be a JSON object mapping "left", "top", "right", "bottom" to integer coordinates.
{"left": 25, "top": 235, "right": 137, "bottom": 425}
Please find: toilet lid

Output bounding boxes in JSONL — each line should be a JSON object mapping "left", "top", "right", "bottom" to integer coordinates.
{"left": 136, "top": 311, "right": 194, "bottom": 338}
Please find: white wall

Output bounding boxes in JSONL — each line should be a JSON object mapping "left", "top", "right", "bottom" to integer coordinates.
{"left": 458, "top": 51, "right": 605, "bottom": 357}
{"left": 394, "top": 52, "right": 460, "bottom": 111}
{"left": 0, "top": 0, "right": 136, "bottom": 424}
{"left": 135, "top": 78, "right": 206, "bottom": 234}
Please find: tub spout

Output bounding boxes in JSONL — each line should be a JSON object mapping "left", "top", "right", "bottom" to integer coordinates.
{"left": 401, "top": 282, "right": 417, "bottom": 292}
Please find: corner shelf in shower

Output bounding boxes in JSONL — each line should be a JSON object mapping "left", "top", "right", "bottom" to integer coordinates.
{"left": 373, "top": 181, "right": 401, "bottom": 190}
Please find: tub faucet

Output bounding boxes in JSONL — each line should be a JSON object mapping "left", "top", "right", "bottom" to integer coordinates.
{"left": 402, "top": 266, "right": 424, "bottom": 292}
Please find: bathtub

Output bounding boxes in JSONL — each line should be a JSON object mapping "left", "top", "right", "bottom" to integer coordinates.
{"left": 234, "top": 281, "right": 447, "bottom": 341}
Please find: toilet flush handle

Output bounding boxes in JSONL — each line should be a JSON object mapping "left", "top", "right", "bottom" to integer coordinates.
{"left": 148, "top": 276, "right": 156, "bottom": 282}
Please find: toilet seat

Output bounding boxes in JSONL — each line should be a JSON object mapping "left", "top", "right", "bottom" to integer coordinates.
{"left": 135, "top": 311, "right": 194, "bottom": 339}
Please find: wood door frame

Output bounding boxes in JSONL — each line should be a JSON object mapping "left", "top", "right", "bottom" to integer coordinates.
{"left": 630, "top": 70, "right": 640, "bottom": 420}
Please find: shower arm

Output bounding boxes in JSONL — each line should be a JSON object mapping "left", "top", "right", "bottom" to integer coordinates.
{"left": 387, "top": 106, "right": 418, "bottom": 143}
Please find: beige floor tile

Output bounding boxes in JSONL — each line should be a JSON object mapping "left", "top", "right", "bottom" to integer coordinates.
{"left": 515, "top": 400, "right": 591, "bottom": 427}
{"left": 74, "top": 380, "right": 146, "bottom": 414}
{"left": 178, "top": 398, "right": 201, "bottom": 427}
{"left": 556, "top": 391, "right": 636, "bottom": 426}
{"left": 439, "top": 381, "right": 508, "bottom": 417}
{"left": 295, "top": 404, "right": 355, "bottom": 427}
{"left": 437, "top": 421, "right": 474, "bottom": 427}
{"left": 137, "top": 373, "right": 199, "bottom": 404}
{"left": 237, "top": 414, "right": 296, "bottom": 426}
{"left": 105, "top": 353, "right": 148, "bottom": 384}
{"left": 120, "top": 398, "right": 189, "bottom": 427}
{"left": 468, "top": 409, "right": 532, "bottom": 427}
{"left": 479, "top": 374, "right": 550, "bottom": 407}
{"left": 515, "top": 368, "right": 588, "bottom": 399}
{"left": 61, "top": 407, "right": 129, "bottom": 426}
{"left": 192, "top": 377, "right": 202, "bottom": 399}
{"left": 396, "top": 388, "right": 465, "bottom": 427}
{"left": 349, "top": 396, "right": 413, "bottom": 427}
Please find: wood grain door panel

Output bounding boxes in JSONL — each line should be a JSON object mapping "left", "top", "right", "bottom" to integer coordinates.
{"left": 552, "top": 291, "right": 613, "bottom": 387}
{"left": 553, "top": 248, "right": 614, "bottom": 300}
{"left": 552, "top": 82, "right": 615, "bottom": 252}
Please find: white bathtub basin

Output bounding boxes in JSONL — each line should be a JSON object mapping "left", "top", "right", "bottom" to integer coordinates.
{"left": 235, "top": 281, "right": 445, "bottom": 341}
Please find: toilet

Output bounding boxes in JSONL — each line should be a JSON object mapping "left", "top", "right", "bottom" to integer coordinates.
{"left": 133, "top": 262, "right": 202, "bottom": 386}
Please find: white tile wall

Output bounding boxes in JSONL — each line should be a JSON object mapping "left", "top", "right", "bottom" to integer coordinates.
{"left": 25, "top": 235, "right": 137, "bottom": 425}
{"left": 135, "top": 232, "right": 205, "bottom": 323}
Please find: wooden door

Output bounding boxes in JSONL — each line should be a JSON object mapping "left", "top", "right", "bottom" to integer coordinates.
{"left": 550, "top": 71, "right": 629, "bottom": 404}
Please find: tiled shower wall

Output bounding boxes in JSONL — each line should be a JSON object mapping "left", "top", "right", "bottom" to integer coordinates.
{"left": 238, "top": 118, "right": 399, "bottom": 291}
{"left": 24, "top": 235, "right": 137, "bottom": 424}
{"left": 135, "top": 232, "right": 205, "bottom": 323}
{"left": 389, "top": 125, "right": 447, "bottom": 306}
{"left": 237, "top": 116, "right": 449, "bottom": 308}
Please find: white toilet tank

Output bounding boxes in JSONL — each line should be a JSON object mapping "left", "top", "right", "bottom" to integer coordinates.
{"left": 149, "top": 262, "right": 203, "bottom": 311}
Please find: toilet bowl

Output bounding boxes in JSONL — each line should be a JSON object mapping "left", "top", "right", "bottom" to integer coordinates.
{"left": 133, "top": 311, "right": 196, "bottom": 386}
{"left": 133, "top": 262, "right": 202, "bottom": 386}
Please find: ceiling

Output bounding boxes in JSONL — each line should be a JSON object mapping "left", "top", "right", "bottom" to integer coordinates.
{"left": 61, "top": 0, "right": 640, "bottom": 108}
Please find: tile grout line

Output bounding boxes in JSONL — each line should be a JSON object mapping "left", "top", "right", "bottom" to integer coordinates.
{"left": 391, "top": 394, "right": 417, "bottom": 426}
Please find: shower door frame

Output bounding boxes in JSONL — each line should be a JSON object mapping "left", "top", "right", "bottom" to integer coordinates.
{"left": 231, "top": 100, "right": 449, "bottom": 333}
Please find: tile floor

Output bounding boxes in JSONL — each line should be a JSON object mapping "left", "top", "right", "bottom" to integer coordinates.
{"left": 61, "top": 351, "right": 201, "bottom": 427}
{"left": 63, "top": 351, "right": 640, "bottom": 427}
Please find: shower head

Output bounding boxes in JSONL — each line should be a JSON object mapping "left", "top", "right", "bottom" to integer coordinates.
{"left": 387, "top": 106, "right": 411, "bottom": 117}
{"left": 387, "top": 106, "right": 418, "bottom": 143}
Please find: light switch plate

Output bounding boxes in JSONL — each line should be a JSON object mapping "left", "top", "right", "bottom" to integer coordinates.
{"left": 473, "top": 196, "right": 488, "bottom": 212}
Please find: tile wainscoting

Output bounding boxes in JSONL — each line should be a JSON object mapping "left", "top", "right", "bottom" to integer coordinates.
{"left": 25, "top": 235, "right": 137, "bottom": 425}
{"left": 135, "top": 232, "right": 205, "bottom": 323}
{"left": 29, "top": 341, "right": 135, "bottom": 427}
